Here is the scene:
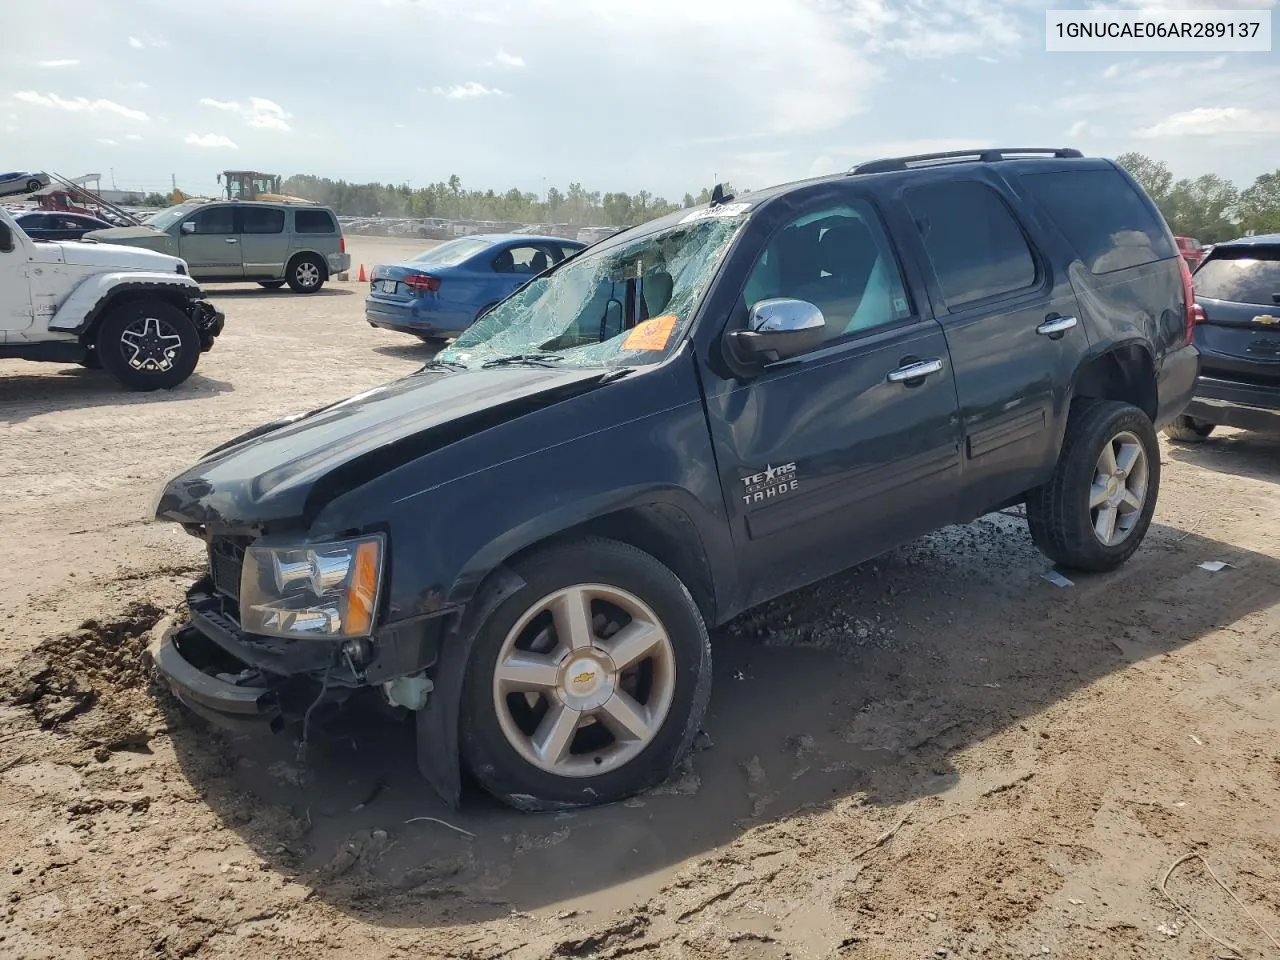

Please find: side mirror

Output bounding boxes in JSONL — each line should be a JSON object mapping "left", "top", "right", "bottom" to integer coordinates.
{"left": 730, "top": 298, "right": 825, "bottom": 362}
{"left": 0, "top": 221, "right": 12, "bottom": 253}
{"left": 180, "top": 221, "right": 197, "bottom": 235}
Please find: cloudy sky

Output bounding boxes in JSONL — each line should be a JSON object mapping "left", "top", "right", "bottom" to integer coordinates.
{"left": 2, "top": 0, "right": 1277, "bottom": 201}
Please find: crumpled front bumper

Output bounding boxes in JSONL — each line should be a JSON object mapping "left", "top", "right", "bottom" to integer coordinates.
{"left": 148, "top": 578, "right": 446, "bottom": 735}
{"left": 147, "top": 581, "right": 338, "bottom": 734}
{"left": 148, "top": 621, "right": 284, "bottom": 734}
{"left": 190, "top": 298, "right": 225, "bottom": 352}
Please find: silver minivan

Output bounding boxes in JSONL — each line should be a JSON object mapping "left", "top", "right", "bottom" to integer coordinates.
{"left": 86, "top": 200, "right": 351, "bottom": 293}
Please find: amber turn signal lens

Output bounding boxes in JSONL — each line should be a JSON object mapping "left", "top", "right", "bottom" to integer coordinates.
{"left": 344, "top": 540, "right": 380, "bottom": 635}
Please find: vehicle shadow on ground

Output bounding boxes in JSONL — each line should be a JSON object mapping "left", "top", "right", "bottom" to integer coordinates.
{"left": 158, "top": 516, "right": 1280, "bottom": 927}
{"left": 0, "top": 370, "right": 233, "bottom": 422}
{"left": 208, "top": 286, "right": 356, "bottom": 299}
{"left": 1164, "top": 430, "right": 1280, "bottom": 484}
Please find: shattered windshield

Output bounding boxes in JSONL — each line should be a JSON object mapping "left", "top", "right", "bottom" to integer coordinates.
{"left": 145, "top": 203, "right": 198, "bottom": 231}
{"left": 438, "top": 209, "right": 748, "bottom": 369}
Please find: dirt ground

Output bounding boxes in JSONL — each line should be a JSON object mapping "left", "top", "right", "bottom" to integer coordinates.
{"left": 1, "top": 234, "right": 1277, "bottom": 960}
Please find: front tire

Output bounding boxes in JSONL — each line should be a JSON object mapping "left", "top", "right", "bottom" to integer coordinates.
{"left": 94, "top": 300, "right": 200, "bottom": 391}
{"left": 1163, "top": 415, "right": 1215, "bottom": 443}
{"left": 26, "top": 178, "right": 42, "bottom": 193}
{"left": 459, "top": 537, "right": 711, "bottom": 811}
{"left": 1026, "top": 400, "right": 1160, "bottom": 572}
{"left": 286, "top": 255, "right": 325, "bottom": 294}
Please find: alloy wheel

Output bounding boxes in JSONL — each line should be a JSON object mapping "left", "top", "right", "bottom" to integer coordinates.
{"left": 296, "top": 261, "right": 321, "bottom": 289}
{"left": 1089, "top": 429, "right": 1149, "bottom": 546}
{"left": 491, "top": 584, "right": 677, "bottom": 777}
{"left": 119, "top": 315, "right": 184, "bottom": 373}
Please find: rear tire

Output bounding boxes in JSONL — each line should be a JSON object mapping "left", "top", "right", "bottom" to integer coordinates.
{"left": 1026, "top": 400, "right": 1160, "bottom": 572}
{"left": 26, "top": 178, "right": 41, "bottom": 193}
{"left": 95, "top": 300, "right": 200, "bottom": 391}
{"left": 286, "top": 255, "right": 325, "bottom": 294}
{"left": 1163, "top": 415, "right": 1215, "bottom": 443}
{"left": 459, "top": 537, "right": 712, "bottom": 811}
{"left": 258, "top": 280, "right": 286, "bottom": 290}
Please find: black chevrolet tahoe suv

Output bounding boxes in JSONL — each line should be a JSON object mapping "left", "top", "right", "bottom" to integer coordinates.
{"left": 151, "top": 148, "right": 1199, "bottom": 811}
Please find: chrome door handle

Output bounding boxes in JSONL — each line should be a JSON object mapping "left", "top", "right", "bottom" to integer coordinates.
{"left": 1036, "top": 315, "right": 1077, "bottom": 336}
{"left": 887, "top": 358, "right": 944, "bottom": 382}
{"left": 224, "top": 238, "right": 239, "bottom": 244}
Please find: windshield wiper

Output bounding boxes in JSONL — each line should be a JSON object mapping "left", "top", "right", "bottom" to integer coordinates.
{"left": 480, "top": 353, "right": 566, "bottom": 368}
{"left": 420, "top": 358, "right": 467, "bottom": 371}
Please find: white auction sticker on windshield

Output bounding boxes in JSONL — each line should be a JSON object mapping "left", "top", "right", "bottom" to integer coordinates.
{"left": 679, "top": 202, "right": 751, "bottom": 224}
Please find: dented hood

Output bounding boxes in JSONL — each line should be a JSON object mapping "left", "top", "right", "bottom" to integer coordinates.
{"left": 155, "top": 365, "right": 607, "bottom": 530}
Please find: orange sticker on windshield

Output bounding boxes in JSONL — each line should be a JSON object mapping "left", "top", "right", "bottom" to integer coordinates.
{"left": 622, "top": 314, "right": 678, "bottom": 352}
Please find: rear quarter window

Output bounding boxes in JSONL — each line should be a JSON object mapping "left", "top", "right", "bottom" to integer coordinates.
{"left": 294, "top": 209, "right": 336, "bottom": 234}
{"left": 1194, "top": 247, "right": 1280, "bottom": 306}
{"left": 1022, "top": 168, "right": 1175, "bottom": 275}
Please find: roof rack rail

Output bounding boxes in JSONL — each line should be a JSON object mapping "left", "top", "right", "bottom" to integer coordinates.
{"left": 849, "top": 147, "right": 1083, "bottom": 175}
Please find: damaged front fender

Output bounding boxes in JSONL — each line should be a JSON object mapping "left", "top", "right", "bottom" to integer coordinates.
{"left": 415, "top": 563, "right": 526, "bottom": 809}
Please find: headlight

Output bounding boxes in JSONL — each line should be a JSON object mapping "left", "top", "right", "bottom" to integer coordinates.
{"left": 240, "top": 534, "right": 385, "bottom": 640}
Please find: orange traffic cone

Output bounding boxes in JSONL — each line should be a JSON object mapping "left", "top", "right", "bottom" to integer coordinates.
{"left": 357, "top": 264, "right": 367, "bottom": 283}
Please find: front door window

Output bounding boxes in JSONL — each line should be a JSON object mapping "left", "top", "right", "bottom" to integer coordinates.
{"left": 743, "top": 201, "right": 913, "bottom": 346}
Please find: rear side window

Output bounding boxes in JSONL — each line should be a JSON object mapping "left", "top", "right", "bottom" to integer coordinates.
{"left": 1193, "top": 248, "right": 1280, "bottom": 306}
{"left": 493, "top": 244, "right": 557, "bottom": 274}
{"left": 1022, "top": 169, "right": 1176, "bottom": 275}
{"left": 905, "top": 181, "right": 1037, "bottom": 309}
{"left": 294, "top": 209, "right": 336, "bottom": 234}
{"left": 411, "top": 237, "right": 492, "bottom": 266}
{"left": 242, "top": 207, "right": 285, "bottom": 234}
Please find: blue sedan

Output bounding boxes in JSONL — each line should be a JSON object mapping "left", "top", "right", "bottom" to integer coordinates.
{"left": 365, "top": 233, "right": 586, "bottom": 342}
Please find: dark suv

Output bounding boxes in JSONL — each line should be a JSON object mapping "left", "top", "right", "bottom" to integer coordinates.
{"left": 1165, "top": 233, "right": 1280, "bottom": 442}
{"left": 150, "top": 148, "right": 1199, "bottom": 811}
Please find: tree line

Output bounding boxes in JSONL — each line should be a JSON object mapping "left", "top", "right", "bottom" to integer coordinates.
{"left": 273, "top": 174, "right": 738, "bottom": 227}
{"left": 1116, "top": 153, "right": 1279, "bottom": 243}
{"left": 126, "top": 156, "right": 1279, "bottom": 241}
{"left": 276, "top": 160, "right": 1280, "bottom": 240}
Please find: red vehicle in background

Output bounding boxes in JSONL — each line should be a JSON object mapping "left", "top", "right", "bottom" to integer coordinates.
{"left": 1175, "top": 235, "right": 1204, "bottom": 270}
{"left": 38, "top": 190, "right": 94, "bottom": 216}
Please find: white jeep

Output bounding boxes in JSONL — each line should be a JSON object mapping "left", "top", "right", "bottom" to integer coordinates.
{"left": 0, "top": 207, "right": 224, "bottom": 390}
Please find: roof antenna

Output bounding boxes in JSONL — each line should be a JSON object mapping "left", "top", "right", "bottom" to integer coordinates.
{"left": 710, "top": 182, "right": 733, "bottom": 206}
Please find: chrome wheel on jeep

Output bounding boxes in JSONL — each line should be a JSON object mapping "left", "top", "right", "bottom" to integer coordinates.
{"left": 95, "top": 299, "right": 200, "bottom": 391}
{"left": 120, "top": 315, "right": 184, "bottom": 374}
{"left": 458, "top": 538, "right": 711, "bottom": 810}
